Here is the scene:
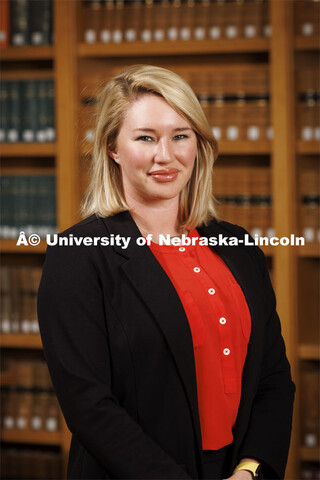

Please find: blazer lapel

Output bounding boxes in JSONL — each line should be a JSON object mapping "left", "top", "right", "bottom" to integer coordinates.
{"left": 101, "top": 212, "right": 203, "bottom": 463}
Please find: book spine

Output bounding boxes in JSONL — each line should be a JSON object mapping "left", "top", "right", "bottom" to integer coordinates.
{"left": 0, "top": 80, "right": 8, "bottom": 142}
{"left": 0, "top": 0, "right": 9, "bottom": 47}
{"left": 8, "top": 80, "right": 22, "bottom": 142}
{"left": 22, "top": 80, "right": 38, "bottom": 142}
{"left": 99, "top": 0, "right": 114, "bottom": 43}
{"left": 83, "top": 0, "right": 103, "bottom": 43}
{"left": 141, "top": 0, "right": 154, "bottom": 42}
{"left": 37, "top": 80, "right": 48, "bottom": 142}
{"left": 10, "top": 0, "right": 29, "bottom": 46}
{"left": 47, "top": 79, "right": 56, "bottom": 142}
{"left": 29, "top": 0, "right": 53, "bottom": 46}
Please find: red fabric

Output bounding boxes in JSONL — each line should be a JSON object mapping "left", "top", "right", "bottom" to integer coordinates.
{"left": 149, "top": 229, "right": 251, "bottom": 450}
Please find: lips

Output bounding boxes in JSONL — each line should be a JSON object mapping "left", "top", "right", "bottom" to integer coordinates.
{"left": 148, "top": 168, "right": 179, "bottom": 182}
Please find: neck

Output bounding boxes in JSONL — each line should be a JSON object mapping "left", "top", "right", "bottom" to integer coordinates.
{"left": 126, "top": 195, "right": 185, "bottom": 240}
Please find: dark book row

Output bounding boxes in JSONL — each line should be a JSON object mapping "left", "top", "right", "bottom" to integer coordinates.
{"left": 1, "top": 391, "right": 60, "bottom": 432}
{"left": 1, "top": 359, "right": 53, "bottom": 391}
{"left": 1, "top": 448, "right": 62, "bottom": 480}
{"left": 0, "top": 0, "right": 53, "bottom": 48}
{"left": 301, "top": 464, "right": 320, "bottom": 480}
{"left": 81, "top": 0, "right": 270, "bottom": 44}
{"left": 1, "top": 265, "right": 42, "bottom": 295}
{"left": 0, "top": 175, "right": 57, "bottom": 239}
{"left": 1, "top": 293, "right": 39, "bottom": 335}
{"left": 217, "top": 201, "right": 273, "bottom": 239}
{"left": 300, "top": 366, "right": 320, "bottom": 449}
{"left": 297, "top": 95, "right": 320, "bottom": 142}
{"left": 1, "top": 266, "right": 42, "bottom": 334}
{"left": 294, "top": 0, "right": 320, "bottom": 38}
{"left": 0, "top": 79, "right": 55, "bottom": 144}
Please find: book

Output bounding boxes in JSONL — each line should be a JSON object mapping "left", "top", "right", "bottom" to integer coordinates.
{"left": 10, "top": 0, "right": 29, "bottom": 46}
{"left": 0, "top": 0, "right": 9, "bottom": 47}
{"left": 8, "top": 80, "right": 22, "bottom": 142}
{"left": 22, "top": 80, "right": 38, "bottom": 142}
{"left": 29, "top": 0, "right": 53, "bottom": 46}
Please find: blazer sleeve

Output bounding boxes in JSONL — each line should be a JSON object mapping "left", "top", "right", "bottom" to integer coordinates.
{"left": 37, "top": 243, "right": 191, "bottom": 479}
{"left": 236, "top": 238, "right": 295, "bottom": 479}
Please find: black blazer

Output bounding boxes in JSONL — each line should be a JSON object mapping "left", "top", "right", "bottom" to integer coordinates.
{"left": 37, "top": 212, "right": 295, "bottom": 480}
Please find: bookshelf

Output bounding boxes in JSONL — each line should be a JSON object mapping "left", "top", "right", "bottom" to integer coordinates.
{"left": 1, "top": 1, "right": 319, "bottom": 479}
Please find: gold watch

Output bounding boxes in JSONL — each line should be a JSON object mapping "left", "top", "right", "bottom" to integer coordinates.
{"left": 233, "top": 461, "right": 263, "bottom": 479}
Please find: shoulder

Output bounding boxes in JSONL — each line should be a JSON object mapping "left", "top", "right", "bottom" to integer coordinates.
{"left": 57, "top": 213, "right": 106, "bottom": 238}
{"left": 199, "top": 218, "right": 266, "bottom": 275}
{"left": 204, "top": 217, "right": 250, "bottom": 238}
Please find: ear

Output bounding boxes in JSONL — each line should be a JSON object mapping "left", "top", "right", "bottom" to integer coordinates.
{"left": 108, "top": 148, "right": 120, "bottom": 165}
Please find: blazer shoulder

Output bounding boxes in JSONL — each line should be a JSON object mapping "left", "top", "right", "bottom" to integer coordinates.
{"left": 205, "top": 218, "right": 249, "bottom": 238}
{"left": 57, "top": 214, "right": 107, "bottom": 238}
{"left": 202, "top": 218, "right": 266, "bottom": 273}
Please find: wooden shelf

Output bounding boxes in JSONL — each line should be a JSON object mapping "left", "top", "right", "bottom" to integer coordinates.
{"left": 1, "top": 428, "right": 61, "bottom": 445}
{"left": 0, "top": 372, "right": 17, "bottom": 387}
{"left": 296, "top": 141, "right": 320, "bottom": 155}
{"left": 0, "top": 46, "right": 55, "bottom": 61}
{"left": 0, "top": 239, "right": 47, "bottom": 254}
{"left": 295, "top": 37, "right": 320, "bottom": 51}
{"left": 300, "top": 446, "right": 320, "bottom": 462}
{"left": 0, "top": 334, "right": 43, "bottom": 349}
{"left": 0, "top": 143, "right": 56, "bottom": 157}
{"left": 298, "top": 244, "right": 320, "bottom": 258}
{"left": 219, "top": 140, "right": 271, "bottom": 155}
{"left": 78, "top": 38, "right": 270, "bottom": 58}
{"left": 298, "top": 344, "right": 320, "bottom": 360}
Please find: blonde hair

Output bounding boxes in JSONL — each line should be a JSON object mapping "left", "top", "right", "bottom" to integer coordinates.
{"left": 81, "top": 64, "right": 219, "bottom": 228}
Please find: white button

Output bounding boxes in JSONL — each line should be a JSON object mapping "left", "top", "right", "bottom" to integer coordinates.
{"left": 208, "top": 288, "right": 215, "bottom": 295}
{"left": 219, "top": 317, "right": 227, "bottom": 325}
{"left": 193, "top": 267, "right": 200, "bottom": 273}
{"left": 179, "top": 247, "right": 185, "bottom": 252}
{"left": 223, "top": 348, "right": 230, "bottom": 356}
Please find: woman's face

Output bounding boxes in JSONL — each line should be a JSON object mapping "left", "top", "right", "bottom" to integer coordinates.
{"left": 110, "top": 94, "right": 198, "bottom": 206}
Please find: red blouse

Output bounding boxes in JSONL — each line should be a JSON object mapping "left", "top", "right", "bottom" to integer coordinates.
{"left": 149, "top": 229, "right": 251, "bottom": 450}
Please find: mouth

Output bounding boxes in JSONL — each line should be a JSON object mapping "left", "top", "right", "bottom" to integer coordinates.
{"left": 148, "top": 168, "right": 179, "bottom": 182}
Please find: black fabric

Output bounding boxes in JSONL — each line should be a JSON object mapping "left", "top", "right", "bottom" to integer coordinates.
{"left": 37, "top": 212, "right": 295, "bottom": 480}
{"left": 201, "top": 445, "right": 232, "bottom": 480}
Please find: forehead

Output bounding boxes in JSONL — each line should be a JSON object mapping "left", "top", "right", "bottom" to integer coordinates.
{"left": 121, "top": 93, "right": 191, "bottom": 129}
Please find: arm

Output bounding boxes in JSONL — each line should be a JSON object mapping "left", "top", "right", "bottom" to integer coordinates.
{"left": 37, "top": 243, "right": 191, "bottom": 479}
{"left": 235, "top": 243, "right": 295, "bottom": 479}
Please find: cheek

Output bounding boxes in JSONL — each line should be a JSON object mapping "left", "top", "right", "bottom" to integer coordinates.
{"left": 120, "top": 144, "right": 151, "bottom": 172}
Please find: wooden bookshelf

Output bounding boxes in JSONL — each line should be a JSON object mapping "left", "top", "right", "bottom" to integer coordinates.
{"left": 298, "top": 344, "right": 320, "bottom": 361}
{"left": 0, "top": 334, "right": 43, "bottom": 349}
{"left": 0, "top": 240, "right": 48, "bottom": 254}
{"left": 0, "top": 143, "right": 56, "bottom": 157}
{"left": 300, "top": 447, "right": 320, "bottom": 462}
{"left": 1, "top": 46, "right": 55, "bottom": 61}
{"left": 298, "top": 244, "right": 320, "bottom": 258}
{"left": 1, "top": 429, "right": 61, "bottom": 446}
{"left": 78, "top": 37, "right": 270, "bottom": 57}
{"left": 294, "top": 37, "right": 320, "bottom": 51}
{"left": 296, "top": 140, "right": 320, "bottom": 155}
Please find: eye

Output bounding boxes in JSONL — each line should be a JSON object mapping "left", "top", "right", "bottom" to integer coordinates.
{"left": 136, "top": 135, "right": 154, "bottom": 142}
{"left": 173, "top": 134, "right": 188, "bottom": 140}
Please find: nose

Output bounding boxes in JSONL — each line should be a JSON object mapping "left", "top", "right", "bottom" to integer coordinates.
{"left": 154, "top": 138, "right": 174, "bottom": 164}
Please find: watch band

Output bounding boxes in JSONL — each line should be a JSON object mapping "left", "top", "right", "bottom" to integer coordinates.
{"left": 233, "top": 460, "right": 262, "bottom": 478}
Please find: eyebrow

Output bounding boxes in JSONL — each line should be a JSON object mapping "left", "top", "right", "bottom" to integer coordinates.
{"left": 133, "top": 127, "right": 193, "bottom": 132}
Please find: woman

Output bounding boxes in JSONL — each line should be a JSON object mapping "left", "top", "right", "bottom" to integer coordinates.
{"left": 37, "top": 65, "right": 295, "bottom": 480}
